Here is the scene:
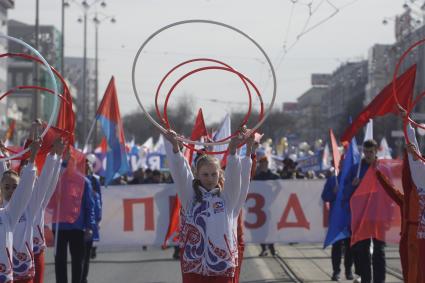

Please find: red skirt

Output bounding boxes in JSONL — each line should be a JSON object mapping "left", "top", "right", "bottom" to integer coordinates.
{"left": 33, "top": 250, "right": 45, "bottom": 283}
{"left": 419, "top": 239, "right": 425, "bottom": 283}
{"left": 182, "top": 272, "right": 233, "bottom": 283}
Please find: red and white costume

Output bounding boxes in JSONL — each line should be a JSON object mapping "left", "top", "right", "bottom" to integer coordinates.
{"left": 0, "top": 163, "right": 37, "bottom": 283}
{"left": 406, "top": 124, "right": 425, "bottom": 282}
{"left": 11, "top": 154, "right": 60, "bottom": 281}
{"left": 33, "top": 158, "right": 62, "bottom": 254}
{"left": 232, "top": 155, "right": 252, "bottom": 283}
{"left": 32, "top": 157, "right": 62, "bottom": 283}
{"left": 165, "top": 141, "right": 251, "bottom": 280}
{"left": 406, "top": 124, "right": 425, "bottom": 239}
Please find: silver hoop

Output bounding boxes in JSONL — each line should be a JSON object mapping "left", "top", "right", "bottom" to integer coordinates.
{"left": 131, "top": 19, "right": 277, "bottom": 146}
{"left": 0, "top": 35, "right": 59, "bottom": 161}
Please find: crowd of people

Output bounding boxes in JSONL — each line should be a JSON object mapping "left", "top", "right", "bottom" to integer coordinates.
{"left": 0, "top": 120, "right": 103, "bottom": 283}
{"left": 320, "top": 113, "right": 425, "bottom": 283}
{"left": 1, "top": 112, "right": 424, "bottom": 283}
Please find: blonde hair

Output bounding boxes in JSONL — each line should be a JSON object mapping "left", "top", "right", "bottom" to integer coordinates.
{"left": 1, "top": 170, "right": 20, "bottom": 191}
{"left": 1, "top": 170, "right": 19, "bottom": 182}
{"left": 193, "top": 154, "right": 224, "bottom": 203}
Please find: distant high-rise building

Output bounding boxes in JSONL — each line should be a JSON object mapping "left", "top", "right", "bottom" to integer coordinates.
{"left": 7, "top": 19, "right": 62, "bottom": 128}
{"left": 0, "top": 0, "right": 14, "bottom": 136}
{"left": 64, "top": 56, "right": 96, "bottom": 144}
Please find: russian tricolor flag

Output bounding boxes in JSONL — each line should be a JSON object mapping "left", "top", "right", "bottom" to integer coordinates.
{"left": 96, "top": 76, "right": 130, "bottom": 185}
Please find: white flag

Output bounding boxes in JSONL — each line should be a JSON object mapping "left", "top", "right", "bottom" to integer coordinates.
{"left": 377, "top": 138, "right": 392, "bottom": 159}
{"left": 212, "top": 114, "right": 231, "bottom": 161}
{"left": 364, "top": 119, "right": 373, "bottom": 142}
{"left": 154, "top": 135, "right": 166, "bottom": 155}
{"left": 322, "top": 143, "right": 331, "bottom": 169}
{"left": 142, "top": 136, "right": 154, "bottom": 152}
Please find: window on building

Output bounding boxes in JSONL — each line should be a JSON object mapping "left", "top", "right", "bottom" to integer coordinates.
{"left": 15, "top": 72, "right": 23, "bottom": 86}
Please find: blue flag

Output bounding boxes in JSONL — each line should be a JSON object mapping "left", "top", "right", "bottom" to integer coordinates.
{"left": 323, "top": 136, "right": 360, "bottom": 248}
{"left": 96, "top": 77, "right": 130, "bottom": 185}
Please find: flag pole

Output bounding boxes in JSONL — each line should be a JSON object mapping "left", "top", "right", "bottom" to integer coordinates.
{"left": 83, "top": 118, "right": 97, "bottom": 152}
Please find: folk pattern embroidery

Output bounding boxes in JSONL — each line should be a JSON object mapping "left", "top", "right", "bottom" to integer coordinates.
{"left": 13, "top": 243, "right": 35, "bottom": 280}
{"left": 417, "top": 186, "right": 425, "bottom": 239}
{"left": 180, "top": 199, "right": 238, "bottom": 277}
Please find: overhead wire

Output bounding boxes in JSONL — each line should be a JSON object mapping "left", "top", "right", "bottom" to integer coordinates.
{"left": 262, "top": 0, "right": 361, "bottom": 94}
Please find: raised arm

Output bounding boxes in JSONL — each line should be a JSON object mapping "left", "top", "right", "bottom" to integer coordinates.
{"left": 163, "top": 130, "right": 194, "bottom": 208}
{"left": 27, "top": 152, "right": 58, "bottom": 222}
{"left": 6, "top": 140, "right": 39, "bottom": 228}
{"left": 0, "top": 141, "right": 8, "bottom": 176}
{"left": 39, "top": 142, "right": 67, "bottom": 212}
{"left": 406, "top": 123, "right": 425, "bottom": 189}
{"left": 40, "top": 156, "right": 62, "bottom": 211}
{"left": 223, "top": 131, "right": 255, "bottom": 212}
{"left": 233, "top": 134, "right": 255, "bottom": 215}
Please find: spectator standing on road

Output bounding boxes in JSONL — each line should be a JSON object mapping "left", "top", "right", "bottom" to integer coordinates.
{"left": 81, "top": 160, "right": 102, "bottom": 283}
{"left": 254, "top": 156, "right": 279, "bottom": 257}
{"left": 53, "top": 160, "right": 96, "bottom": 283}
{"left": 321, "top": 168, "right": 354, "bottom": 281}
{"left": 344, "top": 140, "right": 386, "bottom": 283}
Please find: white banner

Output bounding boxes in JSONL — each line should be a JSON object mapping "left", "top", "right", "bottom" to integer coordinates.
{"left": 98, "top": 180, "right": 328, "bottom": 248}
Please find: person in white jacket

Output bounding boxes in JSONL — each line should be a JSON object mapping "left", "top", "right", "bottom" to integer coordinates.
{"left": 164, "top": 128, "right": 252, "bottom": 283}
{"left": 0, "top": 139, "right": 40, "bottom": 283}
{"left": 11, "top": 139, "right": 63, "bottom": 283}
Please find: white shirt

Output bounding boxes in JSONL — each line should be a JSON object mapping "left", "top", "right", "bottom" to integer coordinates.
{"left": 0, "top": 163, "right": 37, "bottom": 283}
{"left": 33, "top": 158, "right": 62, "bottom": 255}
{"left": 12, "top": 154, "right": 59, "bottom": 280}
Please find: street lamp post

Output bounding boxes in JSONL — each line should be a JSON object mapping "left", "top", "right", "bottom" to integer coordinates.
{"left": 92, "top": 13, "right": 115, "bottom": 147}
{"left": 66, "top": 0, "right": 109, "bottom": 146}
{"left": 82, "top": 9, "right": 88, "bottom": 144}
{"left": 61, "top": 1, "right": 65, "bottom": 76}
{"left": 33, "top": 0, "right": 40, "bottom": 121}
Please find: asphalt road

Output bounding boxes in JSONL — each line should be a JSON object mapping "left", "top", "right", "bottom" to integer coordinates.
{"left": 43, "top": 244, "right": 402, "bottom": 283}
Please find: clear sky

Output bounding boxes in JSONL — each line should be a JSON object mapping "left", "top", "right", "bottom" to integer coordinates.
{"left": 9, "top": 0, "right": 408, "bottom": 124}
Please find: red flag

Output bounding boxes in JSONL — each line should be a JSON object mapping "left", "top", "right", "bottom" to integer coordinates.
{"left": 36, "top": 125, "right": 68, "bottom": 170}
{"left": 56, "top": 87, "right": 75, "bottom": 145}
{"left": 18, "top": 124, "right": 68, "bottom": 174}
{"left": 46, "top": 146, "right": 86, "bottom": 223}
{"left": 95, "top": 137, "right": 108, "bottom": 154}
{"left": 4, "top": 119, "right": 15, "bottom": 142}
{"left": 184, "top": 108, "right": 209, "bottom": 165}
{"left": 329, "top": 129, "right": 341, "bottom": 175}
{"left": 162, "top": 197, "right": 181, "bottom": 248}
{"left": 350, "top": 160, "right": 403, "bottom": 246}
{"left": 96, "top": 77, "right": 129, "bottom": 184}
{"left": 341, "top": 65, "right": 416, "bottom": 144}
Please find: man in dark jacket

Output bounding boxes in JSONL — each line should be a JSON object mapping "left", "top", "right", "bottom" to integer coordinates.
{"left": 254, "top": 156, "right": 279, "bottom": 256}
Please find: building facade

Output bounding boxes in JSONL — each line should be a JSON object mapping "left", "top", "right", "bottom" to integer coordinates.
{"left": 296, "top": 77, "right": 328, "bottom": 144}
{"left": 0, "top": 0, "right": 14, "bottom": 137}
{"left": 7, "top": 19, "right": 62, "bottom": 129}
{"left": 64, "top": 56, "right": 95, "bottom": 145}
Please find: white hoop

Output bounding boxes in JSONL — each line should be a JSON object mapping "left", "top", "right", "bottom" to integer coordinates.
{"left": 0, "top": 35, "right": 59, "bottom": 161}
{"left": 131, "top": 19, "right": 277, "bottom": 146}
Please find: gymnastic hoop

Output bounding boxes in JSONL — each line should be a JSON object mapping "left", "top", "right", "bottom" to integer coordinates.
{"left": 0, "top": 35, "right": 59, "bottom": 161}
{"left": 132, "top": 19, "right": 276, "bottom": 146}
